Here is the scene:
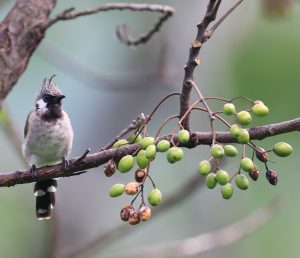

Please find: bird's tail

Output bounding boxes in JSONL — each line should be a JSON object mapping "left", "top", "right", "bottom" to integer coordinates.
{"left": 34, "top": 179, "right": 57, "bottom": 220}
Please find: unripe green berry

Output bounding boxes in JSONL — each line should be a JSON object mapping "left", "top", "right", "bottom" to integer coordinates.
{"left": 145, "top": 144, "right": 156, "bottom": 159}
{"left": 137, "top": 150, "right": 149, "bottom": 169}
{"left": 252, "top": 102, "right": 269, "bottom": 117}
{"left": 127, "top": 133, "right": 143, "bottom": 143}
{"left": 273, "top": 142, "right": 293, "bottom": 157}
{"left": 109, "top": 184, "right": 125, "bottom": 197}
{"left": 210, "top": 144, "right": 225, "bottom": 159}
{"left": 223, "top": 103, "right": 236, "bottom": 115}
{"left": 205, "top": 173, "right": 217, "bottom": 189}
{"left": 167, "top": 147, "right": 184, "bottom": 163}
{"left": 112, "top": 139, "right": 128, "bottom": 148}
{"left": 235, "top": 174, "right": 249, "bottom": 190}
{"left": 156, "top": 140, "right": 170, "bottom": 152}
{"left": 240, "top": 157, "right": 254, "bottom": 172}
{"left": 216, "top": 170, "right": 229, "bottom": 185}
{"left": 237, "top": 129, "right": 250, "bottom": 144}
{"left": 141, "top": 137, "right": 155, "bottom": 150}
{"left": 237, "top": 111, "right": 252, "bottom": 126}
{"left": 221, "top": 183, "right": 233, "bottom": 199}
{"left": 224, "top": 145, "right": 238, "bottom": 157}
{"left": 198, "top": 160, "right": 211, "bottom": 175}
{"left": 230, "top": 124, "right": 241, "bottom": 138}
{"left": 117, "top": 155, "right": 135, "bottom": 173}
{"left": 148, "top": 188, "right": 162, "bottom": 206}
{"left": 177, "top": 129, "right": 190, "bottom": 144}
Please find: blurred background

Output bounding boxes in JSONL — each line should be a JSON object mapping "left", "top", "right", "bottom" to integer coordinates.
{"left": 0, "top": 0, "right": 299, "bottom": 257}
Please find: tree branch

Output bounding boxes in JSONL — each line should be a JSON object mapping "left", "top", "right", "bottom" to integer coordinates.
{"left": 0, "top": 118, "right": 299, "bottom": 188}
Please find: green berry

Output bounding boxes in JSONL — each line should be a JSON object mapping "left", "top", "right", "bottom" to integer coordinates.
{"left": 145, "top": 144, "right": 157, "bottom": 159}
{"left": 252, "top": 101, "right": 269, "bottom": 117}
{"left": 240, "top": 157, "right": 254, "bottom": 172}
{"left": 156, "top": 140, "right": 170, "bottom": 152}
{"left": 216, "top": 170, "right": 229, "bottom": 185}
{"left": 237, "top": 129, "right": 250, "bottom": 144}
{"left": 137, "top": 150, "right": 149, "bottom": 169}
{"left": 127, "top": 133, "right": 143, "bottom": 143}
{"left": 224, "top": 145, "right": 238, "bottom": 157}
{"left": 230, "top": 124, "right": 241, "bottom": 138}
{"left": 148, "top": 188, "right": 162, "bottom": 206}
{"left": 198, "top": 160, "right": 211, "bottom": 175}
{"left": 117, "top": 155, "right": 135, "bottom": 173}
{"left": 167, "top": 147, "right": 184, "bottom": 163}
{"left": 223, "top": 103, "right": 236, "bottom": 115}
{"left": 273, "top": 142, "right": 292, "bottom": 157}
{"left": 141, "top": 137, "right": 155, "bottom": 150}
{"left": 237, "top": 111, "right": 252, "bottom": 126}
{"left": 112, "top": 139, "right": 128, "bottom": 148}
{"left": 210, "top": 144, "right": 225, "bottom": 159}
{"left": 221, "top": 183, "right": 233, "bottom": 199}
{"left": 235, "top": 174, "right": 249, "bottom": 190}
{"left": 205, "top": 173, "right": 217, "bottom": 189}
{"left": 109, "top": 184, "right": 125, "bottom": 197}
{"left": 178, "top": 129, "right": 190, "bottom": 144}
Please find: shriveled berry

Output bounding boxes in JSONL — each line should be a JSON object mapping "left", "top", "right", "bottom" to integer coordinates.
{"left": 177, "top": 129, "right": 190, "bottom": 144}
{"left": 139, "top": 206, "right": 151, "bottom": 221}
{"left": 125, "top": 182, "right": 139, "bottom": 195}
{"left": 221, "top": 183, "right": 233, "bottom": 199}
{"left": 104, "top": 159, "right": 116, "bottom": 177}
{"left": 141, "top": 137, "right": 155, "bottom": 150}
{"left": 240, "top": 158, "right": 254, "bottom": 172}
{"left": 224, "top": 145, "right": 238, "bottom": 157}
{"left": 167, "top": 147, "right": 184, "bottom": 163}
{"left": 198, "top": 160, "right": 211, "bottom": 175}
{"left": 156, "top": 140, "right": 170, "bottom": 152}
{"left": 230, "top": 124, "right": 241, "bottom": 137}
{"left": 237, "top": 129, "right": 250, "bottom": 144}
{"left": 112, "top": 139, "right": 129, "bottom": 148}
{"left": 216, "top": 170, "right": 229, "bottom": 185}
{"left": 249, "top": 166, "right": 260, "bottom": 181}
{"left": 128, "top": 210, "right": 140, "bottom": 225}
{"left": 252, "top": 101, "right": 269, "bottom": 117}
{"left": 266, "top": 169, "right": 278, "bottom": 185}
{"left": 135, "top": 169, "right": 146, "bottom": 183}
{"left": 145, "top": 144, "right": 156, "bottom": 159}
{"left": 210, "top": 144, "right": 224, "bottom": 159}
{"left": 120, "top": 204, "right": 134, "bottom": 221}
{"left": 117, "top": 155, "right": 134, "bottom": 173}
{"left": 237, "top": 111, "right": 252, "bottom": 126}
{"left": 127, "top": 133, "right": 143, "bottom": 143}
{"left": 273, "top": 142, "right": 293, "bottom": 157}
{"left": 109, "top": 184, "right": 125, "bottom": 197}
{"left": 148, "top": 188, "right": 162, "bottom": 206}
{"left": 137, "top": 150, "right": 149, "bottom": 169}
{"left": 235, "top": 174, "right": 249, "bottom": 190}
{"left": 255, "top": 147, "right": 269, "bottom": 163}
{"left": 223, "top": 103, "right": 236, "bottom": 115}
{"left": 205, "top": 173, "right": 217, "bottom": 189}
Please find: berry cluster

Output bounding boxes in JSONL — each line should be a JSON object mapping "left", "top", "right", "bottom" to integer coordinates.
{"left": 103, "top": 93, "right": 292, "bottom": 224}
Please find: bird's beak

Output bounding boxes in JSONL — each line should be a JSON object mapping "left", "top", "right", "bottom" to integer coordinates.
{"left": 56, "top": 95, "right": 65, "bottom": 103}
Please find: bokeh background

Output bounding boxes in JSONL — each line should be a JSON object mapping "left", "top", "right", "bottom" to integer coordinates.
{"left": 0, "top": 0, "right": 299, "bottom": 257}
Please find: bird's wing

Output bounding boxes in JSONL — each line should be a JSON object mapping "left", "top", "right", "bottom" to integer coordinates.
{"left": 24, "top": 111, "right": 33, "bottom": 138}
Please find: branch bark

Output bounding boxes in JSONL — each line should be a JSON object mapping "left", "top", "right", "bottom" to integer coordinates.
{"left": 0, "top": 117, "right": 299, "bottom": 188}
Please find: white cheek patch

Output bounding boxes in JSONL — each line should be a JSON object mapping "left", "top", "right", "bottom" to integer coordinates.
{"left": 34, "top": 190, "right": 46, "bottom": 197}
{"left": 47, "top": 186, "right": 57, "bottom": 193}
{"left": 36, "top": 99, "right": 47, "bottom": 112}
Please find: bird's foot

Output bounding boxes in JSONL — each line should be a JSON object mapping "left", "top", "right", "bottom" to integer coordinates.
{"left": 61, "top": 157, "right": 69, "bottom": 171}
{"left": 30, "top": 164, "right": 36, "bottom": 179}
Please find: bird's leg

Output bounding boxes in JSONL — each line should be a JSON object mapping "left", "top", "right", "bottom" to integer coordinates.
{"left": 61, "top": 157, "right": 69, "bottom": 171}
{"left": 30, "top": 164, "right": 36, "bottom": 178}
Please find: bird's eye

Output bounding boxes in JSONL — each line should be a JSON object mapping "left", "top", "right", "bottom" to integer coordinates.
{"left": 43, "top": 94, "right": 51, "bottom": 102}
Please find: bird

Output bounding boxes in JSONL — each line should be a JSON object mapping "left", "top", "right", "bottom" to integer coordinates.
{"left": 22, "top": 76, "right": 73, "bottom": 220}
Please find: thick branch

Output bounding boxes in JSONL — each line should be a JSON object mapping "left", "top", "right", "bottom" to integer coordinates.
{"left": 0, "top": 118, "right": 299, "bottom": 187}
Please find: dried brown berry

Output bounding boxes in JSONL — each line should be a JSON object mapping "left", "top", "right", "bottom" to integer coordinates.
{"left": 125, "top": 182, "right": 140, "bottom": 195}
{"left": 135, "top": 169, "right": 146, "bottom": 183}
{"left": 266, "top": 169, "right": 278, "bottom": 185}
{"left": 120, "top": 204, "right": 134, "bottom": 221}
{"left": 255, "top": 147, "right": 269, "bottom": 163}
{"left": 249, "top": 166, "right": 260, "bottom": 181}
{"left": 104, "top": 159, "right": 116, "bottom": 177}
{"left": 128, "top": 210, "right": 140, "bottom": 225}
{"left": 139, "top": 206, "right": 151, "bottom": 221}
